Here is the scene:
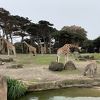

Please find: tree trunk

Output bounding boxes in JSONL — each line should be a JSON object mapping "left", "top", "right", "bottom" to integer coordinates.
{"left": 99, "top": 47, "right": 100, "bottom": 53}
{"left": 49, "top": 35, "right": 51, "bottom": 54}
{"left": 21, "top": 36, "right": 24, "bottom": 53}
{"left": 9, "top": 33, "right": 13, "bottom": 43}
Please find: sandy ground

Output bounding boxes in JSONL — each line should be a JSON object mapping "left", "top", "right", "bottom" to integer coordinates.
{"left": 0, "top": 55, "right": 100, "bottom": 83}
{"left": 0, "top": 60, "right": 99, "bottom": 83}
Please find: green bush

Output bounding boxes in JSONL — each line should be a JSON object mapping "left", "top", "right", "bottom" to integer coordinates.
{"left": 7, "top": 77, "right": 27, "bottom": 100}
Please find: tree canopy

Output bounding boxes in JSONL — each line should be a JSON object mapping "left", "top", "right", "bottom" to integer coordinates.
{"left": 0, "top": 7, "right": 100, "bottom": 53}
{"left": 53, "top": 25, "right": 87, "bottom": 47}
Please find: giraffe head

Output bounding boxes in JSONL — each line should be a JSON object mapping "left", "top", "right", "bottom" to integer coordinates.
{"left": 65, "top": 44, "right": 81, "bottom": 52}
{"left": 22, "top": 41, "right": 25, "bottom": 43}
{"left": 71, "top": 44, "right": 81, "bottom": 52}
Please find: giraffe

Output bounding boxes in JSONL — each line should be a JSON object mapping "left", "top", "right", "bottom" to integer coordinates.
{"left": 83, "top": 60, "right": 97, "bottom": 77}
{"left": 57, "top": 44, "right": 80, "bottom": 63}
{"left": 0, "top": 37, "right": 16, "bottom": 56}
{"left": 23, "top": 41, "right": 36, "bottom": 56}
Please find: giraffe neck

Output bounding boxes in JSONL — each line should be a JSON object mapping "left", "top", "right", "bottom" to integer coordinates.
{"left": 63, "top": 44, "right": 71, "bottom": 50}
{"left": 2, "top": 38, "right": 12, "bottom": 45}
{"left": 2, "top": 38, "right": 8, "bottom": 43}
{"left": 24, "top": 42, "right": 30, "bottom": 47}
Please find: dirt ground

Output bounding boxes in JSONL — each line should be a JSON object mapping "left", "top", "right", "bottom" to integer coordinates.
{"left": 0, "top": 55, "right": 100, "bottom": 83}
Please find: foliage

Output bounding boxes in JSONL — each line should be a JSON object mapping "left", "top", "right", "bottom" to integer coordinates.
{"left": 82, "top": 39, "right": 94, "bottom": 53}
{"left": 0, "top": 8, "right": 11, "bottom": 39}
{"left": 0, "top": 8, "right": 100, "bottom": 53}
{"left": 93, "top": 36, "right": 100, "bottom": 52}
{"left": 93, "top": 53, "right": 100, "bottom": 60}
{"left": 53, "top": 25, "right": 87, "bottom": 47}
{"left": 7, "top": 77, "right": 27, "bottom": 100}
{"left": 14, "top": 42, "right": 28, "bottom": 53}
{"left": 62, "top": 25, "right": 87, "bottom": 37}
{"left": 82, "top": 36, "right": 100, "bottom": 53}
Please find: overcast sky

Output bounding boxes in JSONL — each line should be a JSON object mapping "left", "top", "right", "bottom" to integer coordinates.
{"left": 0, "top": 0, "right": 100, "bottom": 40}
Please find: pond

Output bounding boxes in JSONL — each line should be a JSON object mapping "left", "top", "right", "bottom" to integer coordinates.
{"left": 19, "top": 87, "right": 100, "bottom": 100}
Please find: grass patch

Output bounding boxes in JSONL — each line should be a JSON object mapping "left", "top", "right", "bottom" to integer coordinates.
{"left": 7, "top": 77, "right": 27, "bottom": 100}
{"left": 93, "top": 53, "right": 100, "bottom": 60}
{"left": 12, "top": 53, "right": 100, "bottom": 65}
{"left": 15, "top": 54, "right": 65, "bottom": 65}
{"left": 81, "top": 53, "right": 100, "bottom": 60}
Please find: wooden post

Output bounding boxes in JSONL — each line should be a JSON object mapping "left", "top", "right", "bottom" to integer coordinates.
{"left": 0, "top": 75, "right": 7, "bottom": 100}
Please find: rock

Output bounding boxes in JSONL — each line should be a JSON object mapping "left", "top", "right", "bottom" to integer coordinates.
{"left": 78, "top": 58, "right": 87, "bottom": 61}
{"left": 49, "top": 62, "right": 64, "bottom": 71}
{"left": 7, "top": 64, "right": 23, "bottom": 69}
{"left": 64, "top": 61, "right": 76, "bottom": 70}
{"left": 0, "top": 75, "right": 7, "bottom": 100}
{"left": 0, "top": 58, "right": 13, "bottom": 62}
{"left": 0, "top": 61, "right": 5, "bottom": 65}
{"left": 78, "top": 55, "right": 95, "bottom": 60}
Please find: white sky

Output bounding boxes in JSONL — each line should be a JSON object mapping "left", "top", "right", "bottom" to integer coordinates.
{"left": 0, "top": 0, "right": 100, "bottom": 40}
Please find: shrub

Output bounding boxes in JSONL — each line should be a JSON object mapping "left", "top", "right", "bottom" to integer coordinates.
{"left": 7, "top": 77, "right": 27, "bottom": 100}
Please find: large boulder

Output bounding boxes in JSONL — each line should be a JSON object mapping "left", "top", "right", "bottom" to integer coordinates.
{"left": 64, "top": 61, "right": 77, "bottom": 70}
{"left": 0, "top": 75, "right": 7, "bottom": 100}
{"left": 49, "top": 62, "right": 64, "bottom": 71}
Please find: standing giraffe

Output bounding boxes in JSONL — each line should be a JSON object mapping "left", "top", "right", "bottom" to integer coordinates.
{"left": 57, "top": 44, "right": 80, "bottom": 63}
{"left": 0, "top": 37, "right": 16, "bottom": 56}
{"left": 23, "top": 41, "right": 36, "bottom": 56}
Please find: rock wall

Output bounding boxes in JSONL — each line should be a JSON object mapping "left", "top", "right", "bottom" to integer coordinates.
{"left": 27, "top": 79, "right": 100, "bottom": 92}
{"left": 0, "top": 75, "right": 7, "bottom": 100}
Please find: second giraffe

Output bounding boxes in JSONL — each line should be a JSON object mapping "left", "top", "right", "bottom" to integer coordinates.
{"left": 23, "top": 41, "right": 37, "bottom": 56}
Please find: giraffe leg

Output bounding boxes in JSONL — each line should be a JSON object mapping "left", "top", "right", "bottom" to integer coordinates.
{"left": 29, "top": 51, "right": 32, "bottom": 55}
{"left": 66, "top": 54, "right": 69, "bottom": 62}
{"left": 13, "top": 47, "right": 16, "bottom": 57}
{"left": 34, "top": 51, "right": 36, "bottom": 56}
{"left": 30, "top": 51, "right": 33, "bottom": 56}
{"left": 14, "top": 50, "right": 16, "bottom": 57}
{"left": 33, "top": 50, "right": 36, "bottom": 56}
{"left": 29, "top": 49, "right": 32, "bottom": 56}
{"left": 65, "top": 55, "right": 67, "bottom": 64}
{"left": 57, "top": 55, "right": 60, "bottom": 63}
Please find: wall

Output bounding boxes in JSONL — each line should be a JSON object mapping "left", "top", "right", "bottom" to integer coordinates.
{"left": 0, "top": 75, "right": 7, "bottom": 100}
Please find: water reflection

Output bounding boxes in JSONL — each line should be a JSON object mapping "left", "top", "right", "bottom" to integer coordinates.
{"left": 28, "top": 97, "right": 100, "bottom": 100}
{"left": 49, "top": 96, "right": 66, "bottom": 100}
{"left": 49, "top": 97, "right": 100, "bottom": 100}
{"left": 29, "top": 97, "right": 38, "bottom": 100}
{"left": 19, "top": 88, "right": 100, "bottom": 100}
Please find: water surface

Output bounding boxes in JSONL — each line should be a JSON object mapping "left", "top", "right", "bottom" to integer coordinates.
{"left": 19, "top": 87, "right": 100, "bottom": 100}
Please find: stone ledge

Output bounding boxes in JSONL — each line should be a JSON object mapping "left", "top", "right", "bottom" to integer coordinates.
{"left": 24, "top": 79, "right": 100, "bottom": 92}
{"left": 0, "top": 75, "right": 7, "bottom": 100}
